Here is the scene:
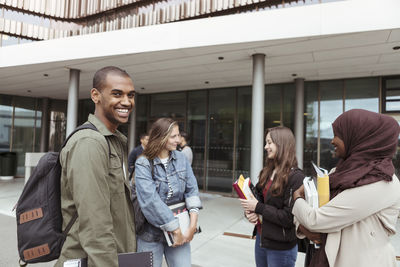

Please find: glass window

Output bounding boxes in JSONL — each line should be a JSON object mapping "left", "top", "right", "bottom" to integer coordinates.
{"left": 282, "top": 83, "right": 295, "bottom": 130}
{"left": 78, "top": 99, "right": 95, "bottom": 125}
{"left": 236, "top": 87, "right": 252, "bottom": 181}
{"left": 265, "top": 84, "right": 282, "bottom": 129}
{"left": 386, "top": 89, "right": 400, "bottom": 100}
{"left": 49, "top": 111, "right": 66, "bottom": 152}
{"left": 207, "top": 88, "right": 235, "bottom": 193}
{"left": 386, "top": 78, "right": 400, "bottom": 89}
{"left": 383, "top": 77, "right": 400, "bottom": 112}
{"left": 150, "top": 92, "right": 186, "bottom": 119}
{"left": 0, "top": 95, "right": 13, "bottom": 152}
{"left": 319, "top": 80, "right": 343, "bottom": 171}
{"left": 345, "top": 78, "right": 379, "bottom": 112}
{"left": 135, "top": 94, "right": 150, "bottom": 146}
{"left": 187, "top": 90, "right": 207, "bottom": 190}
{"left": 12, "top": 97, "right": 37, "bottom": 176}
{"left": 303, "top": 82, "right": 318, "bottom": 176}
{"left": 34, "top": 110, "right": 42, "bottom": 153}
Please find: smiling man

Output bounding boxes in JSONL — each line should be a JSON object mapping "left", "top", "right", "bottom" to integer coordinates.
{"left": 55, "top": 66, "right": 137, "bottom": 267}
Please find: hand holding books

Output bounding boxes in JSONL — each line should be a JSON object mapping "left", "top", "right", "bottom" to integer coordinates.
{"left": 233, "top": 175, "right": 262, "bottom": 225}
{"left": 171, "top": 228, "right": 185, "bottom": 247}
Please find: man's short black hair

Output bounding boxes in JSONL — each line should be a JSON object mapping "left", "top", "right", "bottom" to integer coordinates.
{"left": 180, "top": 131, "right": 189, "bottom": 141}
{"left": 93, "top": 66, "right": 131, "bottom": 91}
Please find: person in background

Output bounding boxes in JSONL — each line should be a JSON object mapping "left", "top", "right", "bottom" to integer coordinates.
{"left": 179, "top": 131, "right": 193, "bottom": 165}
{"left": 56, "top": 66, "right": 137, "bottom": 266}
{"left": 128, "top": 133, "right": 149, "bottom": 176}
{"left": 134, "top": 117, "right": 202, "bottom": 267}
{"left": 240, "top": 126, "right": 304, "bottom": 267}
{"left": 292, "top": 109, "right": 400, "bottom": 267}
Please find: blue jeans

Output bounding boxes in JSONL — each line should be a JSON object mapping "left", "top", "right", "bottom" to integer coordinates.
{"left": 137, "top": 237, "right": 191, "bottom": 267}
{"left": 255, "top": 233, "right": 297, "bottom": 267}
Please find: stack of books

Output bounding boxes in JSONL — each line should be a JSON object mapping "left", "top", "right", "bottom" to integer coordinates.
{"left": 232, "top": 174, "right": 261, "bottom": 225}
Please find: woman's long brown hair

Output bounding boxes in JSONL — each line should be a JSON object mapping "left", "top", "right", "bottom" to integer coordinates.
{"left": 143, "top": 117, "right": 178, "bottom": 160}
{"left": 258, "top": 126, "right": 298, "bottom": 196}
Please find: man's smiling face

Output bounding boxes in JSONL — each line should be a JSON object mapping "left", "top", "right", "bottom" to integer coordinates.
{"left": 92, "top": 73, "right": 135, "bottom": 132}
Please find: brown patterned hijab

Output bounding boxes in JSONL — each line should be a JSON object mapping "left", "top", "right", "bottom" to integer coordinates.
{"left": 310, "top": 109, "right": 400, "bottom": 267}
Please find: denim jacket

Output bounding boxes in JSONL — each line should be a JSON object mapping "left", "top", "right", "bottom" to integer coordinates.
{"left": 135, "top": 150, "right": 202, "bottom": 242}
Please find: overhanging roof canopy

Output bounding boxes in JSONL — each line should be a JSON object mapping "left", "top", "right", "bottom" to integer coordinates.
{"left": 1, "top": 0, "right": 400, "bottom": 99}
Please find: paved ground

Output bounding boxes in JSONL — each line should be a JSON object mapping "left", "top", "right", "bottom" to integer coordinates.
{"left": 0, "top": 178, "right": 399, "bottom": 267}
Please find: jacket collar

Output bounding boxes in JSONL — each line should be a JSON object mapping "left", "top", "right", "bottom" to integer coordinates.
{"left": 152, "top": 150, "right": 178, "bottom": 165}
{"left": 88, "top": 114, "right": 126, "bottom": 141}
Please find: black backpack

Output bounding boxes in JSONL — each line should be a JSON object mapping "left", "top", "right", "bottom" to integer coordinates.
{"left": 16, "top": 122, "right": 110, "bottom": 265}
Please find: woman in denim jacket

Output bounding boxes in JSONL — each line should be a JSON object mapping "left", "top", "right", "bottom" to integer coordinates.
{"left": 135, "top": 117, "right": 202, "bottom": 267}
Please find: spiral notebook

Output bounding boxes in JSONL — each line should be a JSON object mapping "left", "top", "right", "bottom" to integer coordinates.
{"left": 63, "top": 251, "right": 153, "bottom": 267}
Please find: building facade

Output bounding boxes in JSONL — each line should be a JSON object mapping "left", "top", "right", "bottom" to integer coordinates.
{"left": 1, "top": 0, "right": 400, "bottom": 195}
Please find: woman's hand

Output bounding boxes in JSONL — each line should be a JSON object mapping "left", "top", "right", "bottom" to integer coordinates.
{"left": 172, "top": 228, "right": 185, "bottom": 247}
{"left": 298, "top": 224, "right": 322, "bottom": 244}
{"left": 182, "top": 211, "right": 199, "bottom": 244}
{"left": 245, "top": 210, "right": 259, "bottom": 225}
{"left": 240, "top": 198, "right": 258, "bottom": 212}
{"left": 293, "top": 185, "right": 305, "bottom": 202}
{"left": 183, "top": 226, "right": 197, "bottom": 243}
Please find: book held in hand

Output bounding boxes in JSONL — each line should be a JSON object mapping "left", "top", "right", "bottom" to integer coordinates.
{"left": 233, "top": 174, "right": 261, "bottom": 225}
{"left": 303, "top": 177, "right": 318, "bottom": 209}
{"left": 232, "top": 174, "right": 255, "bottom": 200}
{"left": 163, "top": 202, "right": 190, "bottom": 247}
{"left": 63, "top": 251, "right": 153, "bottom": 267}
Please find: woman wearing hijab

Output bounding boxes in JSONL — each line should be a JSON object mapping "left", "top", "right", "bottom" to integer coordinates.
{"left": 292, "top": 109, "right": 400, "bottom": 267}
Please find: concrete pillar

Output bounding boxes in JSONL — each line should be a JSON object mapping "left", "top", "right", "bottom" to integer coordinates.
{"left": 294, "top": 78, "right": 305, "bottom": 169}
{"left": 250, "top": 54, "right": 265, "bottom": 184}
{"left": 66, "top": 69, "right": 80, "bottom": 136}
{"left": 40, "top": 98, "right": 50, "bottom": 152}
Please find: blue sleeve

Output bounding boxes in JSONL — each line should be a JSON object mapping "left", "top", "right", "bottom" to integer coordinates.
{"left": 183, "top": 157, "right": 202, "bottom": 210}
{"left": 135, "top": 158, "right": 179, "bottom": 232}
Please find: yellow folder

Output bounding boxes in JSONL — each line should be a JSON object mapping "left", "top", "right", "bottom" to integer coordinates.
{"left": 312, "top": 162, "right": 330, "bottom": 207}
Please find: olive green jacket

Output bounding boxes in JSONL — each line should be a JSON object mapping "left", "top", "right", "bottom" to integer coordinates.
{"left": 55, "top": 114, "right": 136, "bottom": 267}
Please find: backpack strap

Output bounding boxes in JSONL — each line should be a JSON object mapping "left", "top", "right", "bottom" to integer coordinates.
{"left": 61, "top": 122, "right": 111, "bottom": 237}
{"left": 62, "top": 122, "right": 111, "bottom": 157}
{"left": 129, "top": 157, "right": 154, "bottom": 182}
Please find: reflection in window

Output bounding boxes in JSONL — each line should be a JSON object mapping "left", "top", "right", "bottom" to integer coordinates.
{"left": 49, "top": 112, "right": 66, "bottom": 152}
{"left": 345, "top": 78, "right": 379, "bottom": 112}
{"left": 265, "top": 85, "right": 282, "bottom": 129}
{"left": 282, "top": 83, "right": 295, "bottom": 130}
{"left": 319, "top": 80, "right": 342, "bottom": 171}
{"left": 135, "top": 95, "right": 149, "bottom": 146}
{"left": 187, "top": 91, "right": 207, "bottom": 190}
{"left": 383, "top": 77, "right": 400, "bottom": 112}
{"left": 0, "top": 96, "right": 13, "bottom": 152}
{"left": 12, "top": 97, "right": 39, "bottom": 176}
{"left": 150, "top": 92, "right": 185, "bottom": 119}
{"left": 236, "top": 87, "right": 252, "bottom": 180}
{"left": 303, "top": 82, "right": 318, "bottom": 176}
{"left": 207, "top": 88, "right": 235, "bottom": 192}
